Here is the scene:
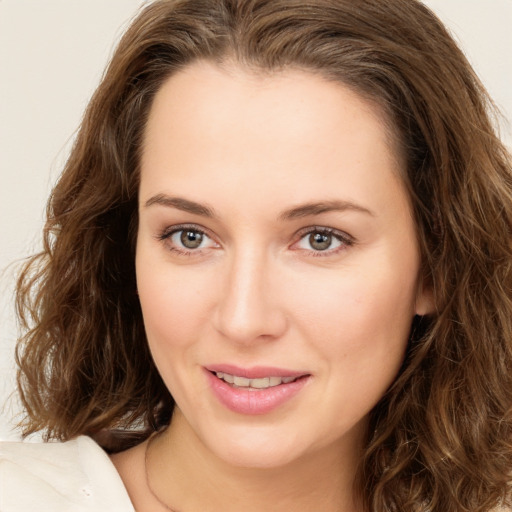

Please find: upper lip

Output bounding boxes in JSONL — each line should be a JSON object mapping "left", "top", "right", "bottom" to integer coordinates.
{"left": 205, "top": 364, "right": 309, "bottom": 379}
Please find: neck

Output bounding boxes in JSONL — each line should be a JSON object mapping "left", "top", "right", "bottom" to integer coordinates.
{"left": 146, "top": 409, "right": 365, "bottom": 512}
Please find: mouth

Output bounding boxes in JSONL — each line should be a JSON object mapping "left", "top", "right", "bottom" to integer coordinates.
{"left": 205, "top": 366, "right": 311, "bottom": 415}
{"left": 212, "top": 371, "right": 303, "bottom": 390}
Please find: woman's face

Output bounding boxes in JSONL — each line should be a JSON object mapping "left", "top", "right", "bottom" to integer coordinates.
{"left": 136, "top": 61, "right": 431, "bottom": 468}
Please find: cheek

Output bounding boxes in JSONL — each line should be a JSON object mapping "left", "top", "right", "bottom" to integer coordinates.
{"left": 297, "top": 268, "right": 417, "bottom": 418}
{"left": 289, "top": 262, "right": 418, "bottom": 369}
{"left": 135, "top": 258, "right": 218, "bottom": 401}
{"left": 136, "top": 256, "right": 216, "bottom": 350}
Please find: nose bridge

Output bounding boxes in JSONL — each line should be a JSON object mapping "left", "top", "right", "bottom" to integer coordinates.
{"left": 214, "top": 244, "right": 286, "bottom": 343}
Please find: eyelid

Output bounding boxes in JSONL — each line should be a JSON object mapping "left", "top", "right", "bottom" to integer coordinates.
{"left": 157, "top": 223, "right": 211, "bottom": 240}
{"left": 155, "top": 223, "right": 353, "bottom": 257}
{"left": 294, "top": 225, "right": 353, "bottom": 242}
{"left": 156, "top": 223, "right": 220, "bottom": 253}
{"left": 291, "top": 225, "right": 354, "bottom": 254}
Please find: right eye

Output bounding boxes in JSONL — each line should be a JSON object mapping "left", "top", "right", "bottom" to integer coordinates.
{"left": 158, "top": 225, "right": 219, "bottom": 254}
{"left": 173, "top": 229, "right": 207, "bottom": 249}
{"left": 290, "top": 226, "right": 354, "bottom": 257}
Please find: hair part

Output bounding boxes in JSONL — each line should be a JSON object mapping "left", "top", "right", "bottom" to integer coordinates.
{"left": 15, "top": 1, "right": 512, "bottom": 510}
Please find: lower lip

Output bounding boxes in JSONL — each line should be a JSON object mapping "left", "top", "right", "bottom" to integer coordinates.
{"left": 205, "top": 370, "right": 310, "bottom": 415}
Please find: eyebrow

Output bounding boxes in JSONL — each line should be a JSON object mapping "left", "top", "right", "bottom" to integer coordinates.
{"left": 278, "top": 200, "right": 375, "bottom": 220}
{"left": 144, "top": 194, "right": 374, "bottom": 220}
{"left": 144, "top": 194, "right": 216, "bottom": 217}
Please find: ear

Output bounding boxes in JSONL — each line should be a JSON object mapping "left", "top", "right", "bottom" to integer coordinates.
{"left": 415, "top": 279, "right": 435, "bottom": 316}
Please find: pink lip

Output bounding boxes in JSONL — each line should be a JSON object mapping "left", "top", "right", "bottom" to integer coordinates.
{"left": 206, "top": 364, "right": 306, "bottom": 379}
{"left": 204, "top": 366, "right": 310, "bottom": 415}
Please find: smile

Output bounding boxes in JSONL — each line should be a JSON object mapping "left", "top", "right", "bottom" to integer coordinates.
{"left": 214, "top": 372, "right": 298, "bottom": 390}
{"left": 206, "top": 366, "right": 311, "bottom": 415}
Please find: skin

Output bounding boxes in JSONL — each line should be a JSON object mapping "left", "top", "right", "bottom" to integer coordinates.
{"left": 111, "top": 61, "right": 432, "bottom": 512}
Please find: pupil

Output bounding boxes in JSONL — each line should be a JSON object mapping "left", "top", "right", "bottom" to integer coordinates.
{"left": 309, "top": 232, "right": 331, "bottom": 251}
{"left": 181, "top": 230, "right": 203, "bottom": 249}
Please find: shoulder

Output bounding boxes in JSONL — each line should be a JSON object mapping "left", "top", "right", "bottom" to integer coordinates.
{"left": 0, "top": 435, "right": 135, "bottom": 512}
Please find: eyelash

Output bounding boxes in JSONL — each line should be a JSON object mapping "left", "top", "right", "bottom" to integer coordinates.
{"left": 156, "top": 224, "right": 354, "bottom": 257}
{"left": 156, "top": 223, "right": 216, "bottom": 256}
{"left": 293, "top": 226, "right": 354, "bottom": 257}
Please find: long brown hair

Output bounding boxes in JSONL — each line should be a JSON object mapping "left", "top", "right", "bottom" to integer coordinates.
{"left": 15, "top": 1, "right": 512, "bottom": 510}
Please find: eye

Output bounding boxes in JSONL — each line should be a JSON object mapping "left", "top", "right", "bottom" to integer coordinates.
{"left": 157, "top": 224, "right": 218, "bottom": 254}
{"left": 304, "top": 232, "right": 339, "bottom": 251}
{"left": 174, "top": 229, "right": 206, "bottom": 249}
{"left": 293, "top": 227, "right": 353, "bottom": 255}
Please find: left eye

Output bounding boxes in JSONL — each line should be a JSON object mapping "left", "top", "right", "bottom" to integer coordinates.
{"left": 166, "top": 228, "right": 216, "bottom": 251}
{"left": 295, "top": 230, "right": 349, "bottom": 252}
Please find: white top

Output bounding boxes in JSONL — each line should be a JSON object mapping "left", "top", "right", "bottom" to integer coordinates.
{"left": 1, "top": 436, "right": 510, "bottom": 511}
{"left": 0, "top": 435, "right": 134, "bottom": 512}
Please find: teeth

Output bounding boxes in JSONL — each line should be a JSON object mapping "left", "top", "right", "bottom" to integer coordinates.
{"left": 250, "top": 377, "right": 270, "bottom": 389}
{"left": 269, "top": 376, "right": 282, "bottom": 386}
{"left": 223, "top": 373, "right": 234, "bottom": 384}
{"left": 215, "top": 372, "right": 298, "bottom": 389}
{"left": 233, "top": 376, "right": 251, "bottom": 387}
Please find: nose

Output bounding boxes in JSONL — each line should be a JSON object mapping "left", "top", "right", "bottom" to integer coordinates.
{"left": 213, "top": 248, "right": 288, "bottom": 344}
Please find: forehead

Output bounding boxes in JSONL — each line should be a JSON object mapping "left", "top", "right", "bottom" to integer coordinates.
{"left": 146, "top": 61, "right": 397, "bottom": 143}
{"left": 139, "top": 61, "right": 408, "bottom": 217}
{"left": 143, "top": 62, "right": 400, "bottom": 161}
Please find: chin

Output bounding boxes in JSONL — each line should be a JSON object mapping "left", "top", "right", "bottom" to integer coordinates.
{"left": 201, "top": 424, "right": 310, "bottom": 469}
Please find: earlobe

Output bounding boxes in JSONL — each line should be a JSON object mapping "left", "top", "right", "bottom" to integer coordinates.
{"left": 415, "top": 284, "right": 435, "bottom": 316}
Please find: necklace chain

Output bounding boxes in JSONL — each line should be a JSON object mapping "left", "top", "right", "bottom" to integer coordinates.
{"left": 144, "top": 432, "right": 178, "bottom": 512}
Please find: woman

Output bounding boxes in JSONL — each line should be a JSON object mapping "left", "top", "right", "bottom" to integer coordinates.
{"left": 1, "top": 0, "right": 511, "bottom": 510}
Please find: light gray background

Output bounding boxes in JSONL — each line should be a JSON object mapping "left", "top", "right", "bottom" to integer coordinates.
{"left": 1, "top": 0, "right": 511, "bottom": 441}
